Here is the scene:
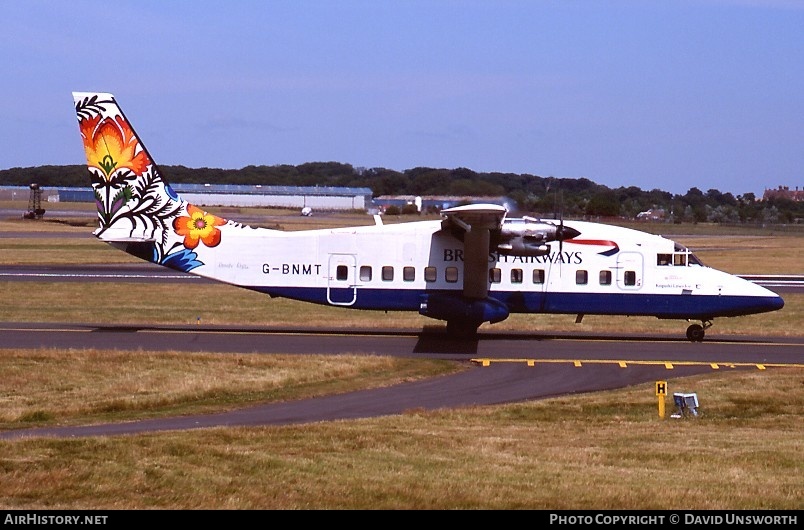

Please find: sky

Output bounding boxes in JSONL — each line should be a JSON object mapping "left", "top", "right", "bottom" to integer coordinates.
{"left": 1, "top": 0, "right": 802, "bottom": 198}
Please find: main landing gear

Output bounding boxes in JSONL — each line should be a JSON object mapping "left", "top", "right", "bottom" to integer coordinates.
{"left": 686, "top": 320, "right": 712, "bottom": 342}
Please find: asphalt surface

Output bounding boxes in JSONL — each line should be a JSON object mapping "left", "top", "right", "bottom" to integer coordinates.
{"left": 1, "top": 320, "right": 801, "bottom": 440}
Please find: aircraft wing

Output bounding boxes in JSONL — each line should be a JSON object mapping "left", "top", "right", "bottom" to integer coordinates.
{"left": 440, "top": 204, "right": 507, "bottom": 299}
{"left": 440, "top": 203, "right": 508, "bottom": 233}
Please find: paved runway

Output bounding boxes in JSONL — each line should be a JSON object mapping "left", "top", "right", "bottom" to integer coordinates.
{"left": 1, "top": 321, "right": 801, "bottom": 440}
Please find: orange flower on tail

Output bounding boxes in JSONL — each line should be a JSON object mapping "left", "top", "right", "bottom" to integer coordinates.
{"left": 173, "top": 205, "right": 226, "bottom": 249}
{"left": 79, "top": 115, "right": 150, "bottom": 179}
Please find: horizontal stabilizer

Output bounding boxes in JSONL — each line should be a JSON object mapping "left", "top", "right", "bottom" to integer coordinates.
{"left": 94, "top": 229, "right": 156, "bottom": 243}
{"left": 97, "top": 236, "right": 157, "bottom": 243}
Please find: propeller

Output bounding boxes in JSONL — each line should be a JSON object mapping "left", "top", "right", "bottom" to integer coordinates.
{"left": 551, "top": 189, "right": 580, "bottom": 278}
{"left": 558, "top": 192, "right": 564, "bottom": 254}
{"left": 555, "top": 188, "right": 563, "bottom": 277}
{"left": 555, "top": 221, "right": 581, "bottom": 246}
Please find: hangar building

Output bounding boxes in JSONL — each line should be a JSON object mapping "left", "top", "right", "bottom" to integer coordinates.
{"left": 1, "top": 184, "right": 374, "bottom": 212}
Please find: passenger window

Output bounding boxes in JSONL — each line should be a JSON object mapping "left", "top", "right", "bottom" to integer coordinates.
{"left": 599, "top": 270, "right": 612, "bottom": 285}
{"left": 657, "top": 254, "right": 671, "bottom": 266}
{"left": 445, "top": 266, "right": 458, "bottom": 283}
{"left": 576, "top": 270, "right": 588, "bottom": 285}
{"left": 489, "top": 268, "right": 501, "bottom": 283}
{"left": 382, "top": 266, "right": 394, "bottom": 281}
{"left": 359, "top": 266, "right": 372, "bottom": 282}
{"left": 624, "top": 271, "right": 636, "bottom": 286}
{"left": 673, "top": 254, "right": 687, "bottom": 266}
{"left": 336, "top": 265, "right": 348, "bottom": 281}
{"left": 403, "top": 266, "right": 415, "bottom": 281}
{"left": 533, "top": 269, "right": 545, "bottom": 284}
{"left": 424, "top": 266, "right": 437, "bottom": 282}
{"left": 511, "top": 268, "right": 523, "bottom": 283}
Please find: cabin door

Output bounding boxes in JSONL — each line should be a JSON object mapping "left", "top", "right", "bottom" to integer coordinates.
{"left": 327, "top": 253, "right": 357, "bottom": 306}
{"left": 616, "top": 251, "right": 644, "bottom": 291}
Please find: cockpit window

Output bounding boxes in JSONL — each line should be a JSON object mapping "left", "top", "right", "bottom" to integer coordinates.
{"left": 688, "top": 253, "right": 705, "bottom": 266}
{"left": 672, "top": 242, "right": 706, "bottom": 267}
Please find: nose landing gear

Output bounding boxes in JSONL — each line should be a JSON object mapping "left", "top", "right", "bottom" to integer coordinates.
{"left": 686, "top": 320, "right": 712, "bottom": 342}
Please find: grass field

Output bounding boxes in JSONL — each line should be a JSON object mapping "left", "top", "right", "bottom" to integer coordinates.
{"left": 0, "top": 208, "right": 802, "bottom": 510}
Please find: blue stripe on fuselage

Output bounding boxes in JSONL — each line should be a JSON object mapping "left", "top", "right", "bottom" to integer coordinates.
{"left": 250, "top": 287, "right": 783, "bottom": 319}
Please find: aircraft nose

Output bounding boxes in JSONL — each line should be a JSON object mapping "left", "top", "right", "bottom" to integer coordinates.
{"left": 769, "top": 295, "right": 784, "bottom": 311}
{"left": 753, "top": 292, "right": 784, "bottom": 314}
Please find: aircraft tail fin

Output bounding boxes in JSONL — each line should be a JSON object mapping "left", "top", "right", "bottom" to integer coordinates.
{"left": 72, "top": 92, "right": 229, "bottom": 271}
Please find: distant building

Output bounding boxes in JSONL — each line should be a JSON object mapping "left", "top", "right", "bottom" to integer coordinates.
{"left": 1, "top": 184, "right": 374, "bottom": 212}
{"left": 0, "top": 186, "right": 60, "bottom": 202}
{"left": 174, "top": 184, "right": 372, "bottom": 211}
{"left": 763, "top": 186, "right": 804, "bottom": 202}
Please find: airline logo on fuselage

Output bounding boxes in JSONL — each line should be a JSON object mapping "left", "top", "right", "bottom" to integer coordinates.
{"left": 443, "top": 248, "right": 583, "bottom": 265}
{"left": 569, "top": 239, "right": 620, "bottom": 256}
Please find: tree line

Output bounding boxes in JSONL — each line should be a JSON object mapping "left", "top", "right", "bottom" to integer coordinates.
{"left": 1, "top": 163, "right": 801, "bottom": 224}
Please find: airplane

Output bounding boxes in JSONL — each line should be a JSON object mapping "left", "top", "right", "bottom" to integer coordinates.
{"left": 71, "top": 91, "right": 784, "bottom": 342}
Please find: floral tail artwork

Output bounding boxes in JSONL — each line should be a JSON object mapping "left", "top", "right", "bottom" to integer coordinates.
{"left": 73, "top": 92, "right": 265, "bottom": 274}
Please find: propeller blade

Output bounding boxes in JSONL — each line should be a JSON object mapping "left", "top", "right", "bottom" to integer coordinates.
{"left": 559, "top": 192, "right": 564, "bottom": 254}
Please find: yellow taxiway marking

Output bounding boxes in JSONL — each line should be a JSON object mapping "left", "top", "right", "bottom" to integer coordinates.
{"left": 469, "top": 358, "right": 804, "bottom": 369}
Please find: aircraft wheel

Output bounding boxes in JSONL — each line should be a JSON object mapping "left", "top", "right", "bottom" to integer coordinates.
{"left": 686, "top": 324, "right": 705, "bottom": 342}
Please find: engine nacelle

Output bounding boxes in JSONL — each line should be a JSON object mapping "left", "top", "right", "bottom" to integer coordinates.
{"left": 419, "top": 294, "right": 510, "bottom": 324}
{"left": 500, "top": 217, "right": 558, "bottom": 240}
{"left": 497, "top": 238, "right": 550, "bottom": 257}
{"left": 496, "top": 217, "right": 581, "bottom": 256}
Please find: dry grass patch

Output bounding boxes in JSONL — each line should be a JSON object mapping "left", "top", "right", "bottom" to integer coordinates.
{"left": 0, "top": 348, "right": 460, "bottom": 428}
{"left": 0, "top": 368, "right": 800, "bottom": 509}
{"left": 675, "top": 235, "right": 803, "bottom": 274}
{"left": 0, "top": 237, "right": 137, "bottom": 265}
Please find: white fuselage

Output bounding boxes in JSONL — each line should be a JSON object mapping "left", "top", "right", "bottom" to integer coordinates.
{"left": 150, "top": 217, "right": 781, "bottom": 321}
